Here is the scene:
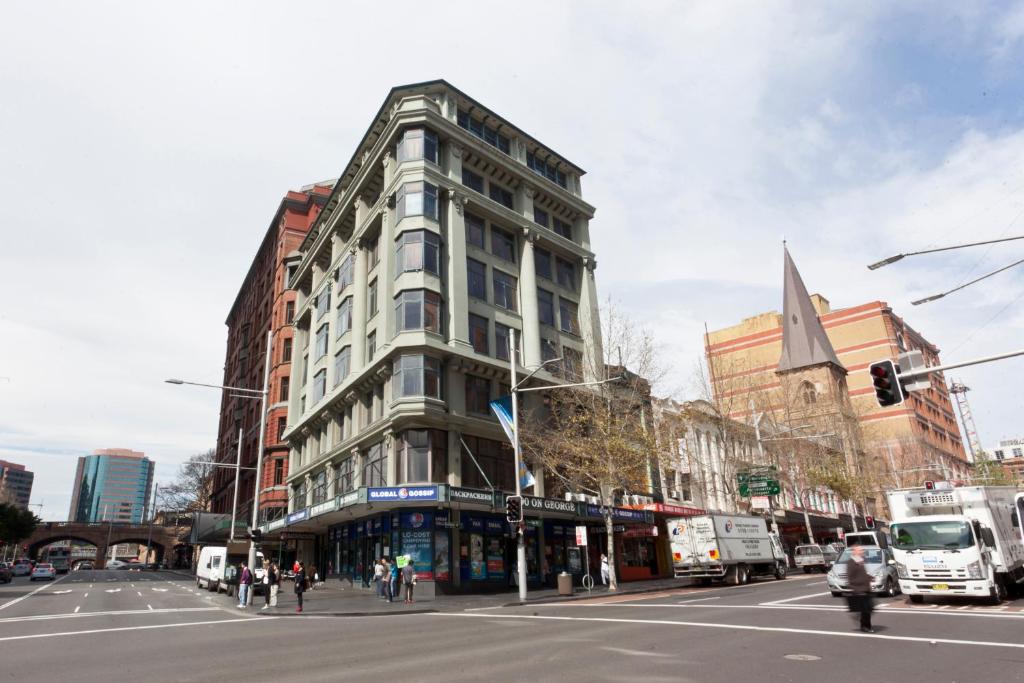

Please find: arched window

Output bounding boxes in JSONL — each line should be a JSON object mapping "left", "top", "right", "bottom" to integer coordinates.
{"left": 801, "top": 381, "right": 817, "bottom": 405}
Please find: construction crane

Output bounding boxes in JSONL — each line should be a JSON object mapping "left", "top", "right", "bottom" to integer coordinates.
{"left": 949, "top": 380, "right": 983, "bottom": 463}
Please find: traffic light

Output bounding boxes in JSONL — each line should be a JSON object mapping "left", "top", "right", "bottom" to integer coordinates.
{"left": 924, "top": 480, "right": 935, "bottom": 490}
{"left": 869, "top": 359, "right": 905, "bottom": 407}
{"left": 506, "top": 495, "right": 523, "bottom": 524}
{"left": 864, "top": 515, "right": 874, "bottom": 529}
{"left": 250, "top": 528, "right": 262, "bottom": 542}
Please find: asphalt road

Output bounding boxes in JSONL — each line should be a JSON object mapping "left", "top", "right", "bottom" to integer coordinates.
{"left": 3, "top": 570, "right": 1024, "bottom": 682}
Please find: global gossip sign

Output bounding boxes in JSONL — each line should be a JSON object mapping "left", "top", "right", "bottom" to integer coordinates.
{"left": 367, "top": 486, "right": 439, "bottom": 502}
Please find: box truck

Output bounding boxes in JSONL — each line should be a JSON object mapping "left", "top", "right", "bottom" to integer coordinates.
{"left": 668, "top": 514, "right": 787, "bottom": 585}
{"left": 887, "top": 484, "right": 1024, "bottom": 604}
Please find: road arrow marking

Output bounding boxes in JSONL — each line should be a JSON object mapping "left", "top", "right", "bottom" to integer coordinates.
{"left": 105, "top": 588, "right": 121, "bottom": 593}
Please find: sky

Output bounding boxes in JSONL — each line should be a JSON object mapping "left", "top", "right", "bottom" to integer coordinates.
{"left": 2, "top": 1, "right": 1024, "bottom": 521}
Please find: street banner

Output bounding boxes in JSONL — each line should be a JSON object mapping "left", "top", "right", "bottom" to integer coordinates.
{"left": 575, "top": 525, "right": 588, "bottom": 546}
{"left": 490, "top": 396, "right": 536, "bottom": 489}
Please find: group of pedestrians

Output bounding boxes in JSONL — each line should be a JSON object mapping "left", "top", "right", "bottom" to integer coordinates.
{"left": 235, "top": 560, "right": 283, "bottom": 610}
{"left": 373, "top": 556, "right": 417, "bottom": 604}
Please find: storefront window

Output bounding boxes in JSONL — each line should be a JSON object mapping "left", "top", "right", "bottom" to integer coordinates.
{"left": 398, "top": 429, "right": 447, "bottom": 484}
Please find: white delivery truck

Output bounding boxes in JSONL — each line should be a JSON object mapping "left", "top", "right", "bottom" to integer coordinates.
{"left": 887, "top": 484, "right": 1024, "bottom": 604}
{"left": 668, "top": 514, "right": 788, "bottom": 585}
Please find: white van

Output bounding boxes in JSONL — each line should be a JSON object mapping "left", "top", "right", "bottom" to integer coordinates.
{"left": 196, "top": 546, "right": 266, "bottom": 595}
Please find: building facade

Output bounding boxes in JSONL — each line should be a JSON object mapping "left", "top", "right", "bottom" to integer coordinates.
{"left": 706, "top": 254, "right": 969, "bottom": 485}
{"left": 0, "top": 460, "right": 34, "bottom": 510}
{"left": 262, "top": 81, "right": 660, "bottom": 591}
{"left": 991, "top": 438, "right": 1024, "bottom": 483}
{"left": 68, "top": 449, "right": 153, "bottom": 524}
{"left": 212, "top": 183, "right": 333, "bottom": 529}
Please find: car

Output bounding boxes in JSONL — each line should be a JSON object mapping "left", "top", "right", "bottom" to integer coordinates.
{"left": 827, "top": 546, "right": 901, "bottom": 598}
{"left": 76, "top": 561, "right": 94, "bottom": 571}
{"left": 11, "top": 560, "right": 32, "bottom": 577}
{"left": 30, "top": 563, "right": 56, "bottom": 581}
{"left": 794, "top": 544, "right": 840, "bottom": 573}
{"left": 0, "top": 562, "right": 12, "bottom": 583}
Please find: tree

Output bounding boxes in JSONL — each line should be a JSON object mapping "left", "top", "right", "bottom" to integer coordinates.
{"left": 521, "top": 303, "right": 666, "bottom": 591}
{"left": 0, "top": 503, "right": 39, "bottom": 548}
{"left": 159, "top": 449, "right": 217, "bottom": 513}
{"left": 973, "top": 451, "right": 1012, "bottom": 486}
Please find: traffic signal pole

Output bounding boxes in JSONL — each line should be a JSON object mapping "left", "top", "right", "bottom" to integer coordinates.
{"left": 508, "top": 330, "right": 528, "bottom": 604}
{"left": 897, "top": 347, "right": 1024, "bottom": 381}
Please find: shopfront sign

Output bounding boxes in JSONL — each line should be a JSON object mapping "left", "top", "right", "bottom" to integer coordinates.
{"left": 584, "top": 505, "right": 653, "bottom": 523}
{"left": 266, "top": 518, "right": 286, "bottom": 532}
{"left": 622, "top": 526, "right": 659, "bottom": 538}
{"left": 628, "top": 502, "right": 705, "bottom": 517}
{"left": 367, "top": 486, "right": 439, "bottom": 502}
{"left": 507, "top": 494, "right": 577, "bottom": 515}
{"left": 311, "top": 499, "right": 338, "bottom": 518}
{"left": 286, "top": 508, "right": 309, "bottom": 525}
{"left": 449, "top": 487, "right": 494, "bottom": 506}
{"left": 337, "top": 491, "right": 359, "bottom": 508}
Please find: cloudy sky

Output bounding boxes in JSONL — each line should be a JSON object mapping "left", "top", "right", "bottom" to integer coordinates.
{"left": 2, "top": 2, "right": 1024, "bottom": 520}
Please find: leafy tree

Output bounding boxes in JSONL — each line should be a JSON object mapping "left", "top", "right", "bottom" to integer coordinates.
{"left": 972, "top": 451, "right": 1012, "bottom": 486}
{"left": 0, "top": 503, "right": 39, "bottom": 546}
{"left": 159, "top": 449, "right": 217, "bottom": 513}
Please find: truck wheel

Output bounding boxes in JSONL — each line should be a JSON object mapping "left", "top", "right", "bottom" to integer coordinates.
{"left": 737, "top": 565, "right": 749, "bottom": 585}
{"left": 989, "top": 582, "right": 1006, "bottom": 605}
{"left": 884, "top": 579, "right": 898, "bottom": 598}
{"left": 775, "top": 563, "right": 786, "bottom": 580}
{"left": 802, "top": 567, "right": 811, "bottom": 574}
{"left": 909, "top": 595, "right": 924, "bottom": 604}
{"left": 726, "top": 566, "right": 741, "bottom": 585}
{"left": 830, "top": 591, "right": 842, "bottom": 597}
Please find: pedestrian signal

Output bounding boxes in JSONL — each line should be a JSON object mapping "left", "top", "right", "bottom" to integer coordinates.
{"left": 864, "top": 515, "right": 874, "bottom": 529}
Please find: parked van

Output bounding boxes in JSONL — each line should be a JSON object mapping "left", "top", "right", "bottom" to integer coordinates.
{"left": 196, "top": 546, "right": 265, "bottom": 596}
{"left": 794, "top": 544, "right": 839, "bottom": 573}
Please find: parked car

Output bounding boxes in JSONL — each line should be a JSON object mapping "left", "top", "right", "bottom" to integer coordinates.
{"left": 794, "top": 544, "right": 840, "bottom": 573}
{"left": 30, "top": 563, "right": 56, "bottom": 581}
{"left": 0, "top": 562, "right": 12, "bottom": 583}
{"left": 12, "top": 560, "right": 32, "bottom": 577}
{"left": 827, "top": 546, "right": 901, "bottom": 598}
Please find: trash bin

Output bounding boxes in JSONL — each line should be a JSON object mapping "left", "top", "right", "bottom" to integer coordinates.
{"left": 557, "top": 572, "right": 573, "bottom": 596}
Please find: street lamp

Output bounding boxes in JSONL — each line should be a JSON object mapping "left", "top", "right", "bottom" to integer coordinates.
{"left": 166, "top": 329, "right": 272, "bottom": 605}
{"left": 507, "top": 330, "right": 623, "bottom": 603}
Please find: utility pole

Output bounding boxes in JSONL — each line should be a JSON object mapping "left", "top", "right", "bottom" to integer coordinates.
{"left": 145, "top": 483, "right": 158, "bottom": 567}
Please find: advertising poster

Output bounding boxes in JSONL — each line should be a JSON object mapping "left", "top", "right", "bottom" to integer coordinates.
{"left": 486, "top": 537, "right": 505, "bottom": 581}
{"left": 434, "top": 531, "right": 450, "bottom": 582}
{"left": 470, "top": 533, "right": 485, "bottom": 580}
{"left": 401, "top": 529, "right": 433, "bottom": 579}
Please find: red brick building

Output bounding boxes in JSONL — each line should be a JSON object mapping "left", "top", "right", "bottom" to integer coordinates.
{"left": 213, "top": 182, "right": 333, "bottom": 526}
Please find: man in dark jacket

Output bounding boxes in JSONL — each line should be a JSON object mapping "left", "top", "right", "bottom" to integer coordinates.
{"left": 237, "top": 562, "right": 252, "bottom": 609}
{"left": 846, "top": 545, "right": 875, "bottom": 633}
{"left": 294, "top": 562, "right": 306, "bottom": 613}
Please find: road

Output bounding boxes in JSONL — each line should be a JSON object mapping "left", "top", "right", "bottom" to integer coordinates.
{"left": 3, "top": 570, "right": 1024, "bottom": 681}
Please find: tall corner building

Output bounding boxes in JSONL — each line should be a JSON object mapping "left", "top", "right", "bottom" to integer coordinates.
{"left": 68, "top": 449, "right": 153, "bottom": 523}
{"left": 270, "top": 80, "right": 637, "bottom": 591}
{"left": 706, "top": 247, "right": 969, "bottom": 483}
{"left": 0, "top": 460, "right": 34, "bottom": 510}
{"left": 212, "top": 182, "right": 334, "bottom": 527}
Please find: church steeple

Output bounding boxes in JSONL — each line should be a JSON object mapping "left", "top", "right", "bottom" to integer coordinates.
{"left": 777, "top": 246, "right": 845, "bottom": 374}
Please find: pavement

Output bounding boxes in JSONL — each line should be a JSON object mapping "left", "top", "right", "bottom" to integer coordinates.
{"left": 5, "top": 569, "right": 1024, "bottom": 681}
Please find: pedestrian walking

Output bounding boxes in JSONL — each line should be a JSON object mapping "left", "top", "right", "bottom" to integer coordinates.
{"left": 374, "top": 557, "right": 385, "bottom": 599}
{"left": 294, "top": 561, "right": 306, "bottom": 613}
{"left": 237, "top": 562, "right": 252, "bottom": 608}
{"left": 268, "top": 562, "right": 280, "bottom": 608}
{"left": 600, "top": 554, "right": 610, "bottom": 586}
{"left": 402, "top": 559, "right": 416, "bottom": 604}
{"left": 846, "top": 545, "right": 875, "bottom": 633}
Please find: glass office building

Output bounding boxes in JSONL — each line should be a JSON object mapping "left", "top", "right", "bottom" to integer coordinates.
{"left": 68, "top": 449, "right": 154, "bottom": 524}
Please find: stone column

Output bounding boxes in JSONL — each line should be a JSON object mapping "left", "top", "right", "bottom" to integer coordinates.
{"left": 518, "top": 228, "right": 542, "bottom": 368}
{"left": 303, "top": 473, "right": 313, "bottom": 508}
{"left": 578, "top": 257, "right": 603, "bottom": 382}
{"left": 377, "top": 207, "right": 395, "bottom": 345}
{"left": 382, "top": 150, "right": 395, "bottom": 189}
{"left": 385, "top": 431, "right": 398, "bottom": 486}
{"left": 351, "top": 447, "right": 364, "bottom": 489}
{"left": 447, "top": 429, "right": 463, "bottom": 486}
{"left": 350, "top": 240, "right": 368, "bottom": 373}
{"left": 446, "top": 186, "right": 471, "bottom": 348}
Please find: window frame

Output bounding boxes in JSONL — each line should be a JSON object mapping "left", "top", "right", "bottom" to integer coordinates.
{"left": 395, "top": 230, "right": 441, "bottom": 277}
{"left": 492, "top": 269, "right": 518, "bottom": 312}
{"left": 491, "top": 227, "right": 516, "bottom": 263}
{"left": 392, "top": 354, "right": 443, "bottom": 400}
{"left": 538, "top": 289, "right": 555, "bottom": 326}
{"left": 469, "top": 314, "right": 489, "bottom": 355}
{"left": 467, "top": 257, "right": 487, "bottom": 301}
{"left": 396, "top": 181, "right": 439, "bottom": 221}
{"left": 394, "top": 289, "right": 442, "bottom": 335}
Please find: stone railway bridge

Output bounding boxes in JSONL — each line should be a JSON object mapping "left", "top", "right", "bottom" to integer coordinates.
{"left": 26, "top": 522, "right": 186, "bottom": 568}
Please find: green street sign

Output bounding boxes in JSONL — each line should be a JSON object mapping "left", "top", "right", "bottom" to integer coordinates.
{"left": 739, "top": 479, "right": 781, "bottom": 497}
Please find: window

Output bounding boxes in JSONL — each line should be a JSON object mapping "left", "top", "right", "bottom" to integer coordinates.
{"left": 495, "top": 323, "right": 519, "bottom": 362}
{"left": 398, "top": 429, "right": 448, "bottom": 484}
{"left": 315, "top": 324, "right": 329, "bottom": 360}
{"left": 469, "top": 314, "right": 489, "bottom": 355}
{"left": 392, "top": 355, "right": 442, "bottom": 399}
{"left": 362, "top": 441, "right": 387, "bottom": 488}
{"left": 467, "top": 258, "right": 487, "bottom": 300}
{"left": 286, "top": 265, "right": 297, "bottom": 288}
{"left": 493, "top": 270, "right": 518, "bottom": 311}
{"left": 285, "top": 301, "right": 295, "bottom": 324}
{"left": 396, "top": 181, "right": 438, "bottom": 221}
{"left": 366, "top": 331, "right": 376, "bottom": 362}
{"left": 457, "top": 109, "right": 511, "bottom": 154}
{"left": 313, "top": 369, "right": 327, "bottom": 404}
{"left": 526, "top": 152, "right": 568, "bottom": 188}
{"left": 466, "top": 213, "right": 486, "bottom": 248}
{"left": 801, "top": 381, "right": 817, "bottom": 405}
{"left": 489, "top": 184, "right": 514, "bottom": 210}
{"left": 396, "top": 128, "right": 438, "bottom": 164}
{"left": 335, "top": 457, "right": 355, "bottom": 494}
{"left": 316, "top": 290, "right": 331, "bottom": 320}
{"left": 462, "top": 168, "right": 484, "bottom": 194}
{"left": 395, "top": 230, "right": 440, "bottom": 276}
{"left": 492, "top": 228, "right": 516, "bottom": 262}
{"left": 1015, "top": 448, "right": 1023, "bottom": 458}
{"left": 368, "top": 278, "right": 378, "bottom": 318}
{"left": 556, "top": 257, "right": 576, "bottom": 290}
{"left": 300, "top": 354, "right": 308, "bottom": 385}
{"left": 559, "top": 298, "right": 580, "bottom": 335}
{"left": 535, "top": 247, "right": 552, "bottom": 280}
{"left": 541, "top": 338, "right": 559, "bottom": 363}
{"left": 300, "top": 394, "right": 306, "bottom": 414}
{"left": 279, "top": 377, "right": 290, "bottom": 402}
{"left": 282, "top": 338, "right": 293, "bottom": 363}
{"left": 394, "top": 290, "right": 442, "bottom": 334}
{"left": 292, "top": 480, "right": 307, "bottom": 508}
{"left": 538, "top": 289, "right": 555, "bottom": 326}
{"left": 336, "top": 297, "right": 352, "bottom": 338}
{"left": 273, "top": 459, "right": 285, "bottom": 486}
{"left": 533, "top": 207, "right": 549, "bottom": 227}
{"left": 460, "top": 435, "right": 515, "bottom": 491}
{"left": 553, "top": 217, "right": 573, "bottom": 240}
{"left": 563, "top": 346, "right": 583, "bottom": 381}
{"left": 337, "top": 255, "right": 354, "bottom": 292}
{"left": 465, "top": 375, "right": 491, "bottom": 415}
{"left": 368, "top": 234, "right": 380, "bottom": 270}
{"left": 311, "top": 471, "right": 328, "bottom": 506}
{"left": 334, "top": 347, "right": 351, "bottom": 387}
{"left": 276, "top": 417, "right": 287, "bottom": 443}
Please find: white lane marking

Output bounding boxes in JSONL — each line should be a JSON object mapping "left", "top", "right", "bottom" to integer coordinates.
{"left": 676, "top": 597, "right": 721, "bottom": 604}
{"left": 151, "top": 588, "right": 168, "bottom": 592}
{"left": 147, "top": 605, "right": 153, "bottom": 611}
{"left": 760, "top": 591, "right": 832, "bottom": 605}
{"left": 74, "top": 606, "right": 80, "bottom": 613}
{"left": 0, "top": 575, "right": 70, "bottom": 611}
{"left": 51, "top": 590, "right": 73, "bottom": 595}
{"left": 0, "top": 607, "right": 220, "bottom": 624}
{"left": 105, "top": 589, "right": 121, "bottom": 593}
{"left": 600, "top": 646, "right": 673, "bottom": 658}
{"left": 552, "top": 601, "right": 1024, "bottom": 621}
{"left": 434, "top": 612, "right": 1024, "bottom": 650}
{"left": 137, "top": 591, "right": 142, "bottom": 597}
{"left": 463, "top": 606, "right": 505, "bottom": 612}
{"left": 83, "top": 593, "right": 88, "bottom": 599}
{"left": 0, "top": 616, "right": 266, "bottom": 643}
